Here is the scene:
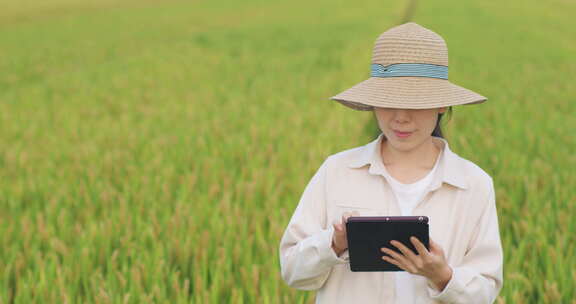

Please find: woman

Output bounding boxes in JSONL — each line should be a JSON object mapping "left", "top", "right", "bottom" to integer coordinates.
{"left": 279, "top": 22, "right": 504, "bottom": 304}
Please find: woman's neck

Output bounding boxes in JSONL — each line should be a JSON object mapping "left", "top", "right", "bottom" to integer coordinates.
{"left": 380, "top": 137, "right": 442, "bottom": 170}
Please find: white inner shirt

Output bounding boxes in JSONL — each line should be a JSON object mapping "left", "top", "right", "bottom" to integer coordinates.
{"left": 381, "top": 156, "right": 440, "bottom": 304}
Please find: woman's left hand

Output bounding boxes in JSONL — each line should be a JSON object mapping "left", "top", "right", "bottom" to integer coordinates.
{"left": 381, "top": 237, "right": 453, "bottom": 291}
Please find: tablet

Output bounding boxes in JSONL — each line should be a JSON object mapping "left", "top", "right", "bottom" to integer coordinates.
{"left": 345, "top": 216, "right": 429, "bottom": 272}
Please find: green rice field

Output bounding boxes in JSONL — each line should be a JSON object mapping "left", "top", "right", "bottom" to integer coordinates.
{"left": 0, "top": 0, "right": 575, "bottom": 302}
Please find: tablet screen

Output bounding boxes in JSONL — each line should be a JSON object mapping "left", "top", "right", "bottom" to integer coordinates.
{"left": 345, "top": 216, "right": 429, "bottom": 272}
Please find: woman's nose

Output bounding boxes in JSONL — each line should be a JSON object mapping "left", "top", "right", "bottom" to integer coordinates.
{"left": 393, "top": 109, "right": 411, "bottom": 122}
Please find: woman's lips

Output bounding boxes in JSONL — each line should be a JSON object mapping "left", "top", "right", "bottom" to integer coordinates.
{"left": 393, "top": 130, "right": 413, "bottom": 138}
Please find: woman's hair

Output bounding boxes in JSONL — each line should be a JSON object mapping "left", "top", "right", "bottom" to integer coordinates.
{"left": 373, "top": 107, "right": 453, "bottom": 139}
{"left": 431, "top": 106, "right": 453, "bottom": 138}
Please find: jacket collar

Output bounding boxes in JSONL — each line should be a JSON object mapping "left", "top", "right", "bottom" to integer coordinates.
{"left": 347, "top": 133, "right": 468, "bottom": 190}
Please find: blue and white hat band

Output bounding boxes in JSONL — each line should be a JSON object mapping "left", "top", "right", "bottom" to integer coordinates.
{"left": 370, "top": 63, "right": 448, "bottom": 80}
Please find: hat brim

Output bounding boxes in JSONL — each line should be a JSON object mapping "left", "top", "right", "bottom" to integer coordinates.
{"left": 329, "top": 77, "right": 487, "bottom": 111}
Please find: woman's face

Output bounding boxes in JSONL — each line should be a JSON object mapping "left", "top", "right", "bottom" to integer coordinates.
{"left": 373, "top": 107, "right": 447, "bottom": 152}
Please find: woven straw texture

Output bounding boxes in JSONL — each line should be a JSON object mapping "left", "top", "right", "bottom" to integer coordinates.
{"left": 329, "top": 22, "right": 487, "bottom": 110}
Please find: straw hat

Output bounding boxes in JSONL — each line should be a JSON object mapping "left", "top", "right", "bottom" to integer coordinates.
{"left": 329, "top": 22, "right": 487, "bottom": 110}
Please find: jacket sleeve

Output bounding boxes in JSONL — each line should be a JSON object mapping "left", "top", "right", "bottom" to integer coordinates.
{"left": 279, "top": 157, "right": 348, "bottom": 290}
{"left": 427, "top": 177, "right": 504, "bottom": 303}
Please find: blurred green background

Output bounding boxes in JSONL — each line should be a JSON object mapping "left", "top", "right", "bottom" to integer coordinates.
{"left": 1, "top": 0, "right": 575, "bottom": 303}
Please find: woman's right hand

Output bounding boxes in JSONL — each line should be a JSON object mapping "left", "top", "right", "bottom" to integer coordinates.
{"left": 331, "top": 211, "right": 359, "bottom": 256}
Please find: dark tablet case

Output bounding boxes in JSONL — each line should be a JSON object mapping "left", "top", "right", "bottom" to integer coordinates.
{"left": 345, "top": 216, "right": 429, "bottom": 272}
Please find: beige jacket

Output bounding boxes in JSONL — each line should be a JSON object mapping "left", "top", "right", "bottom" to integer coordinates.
{"left": 279, "top": 134, "right": 504, "bottom": 303}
